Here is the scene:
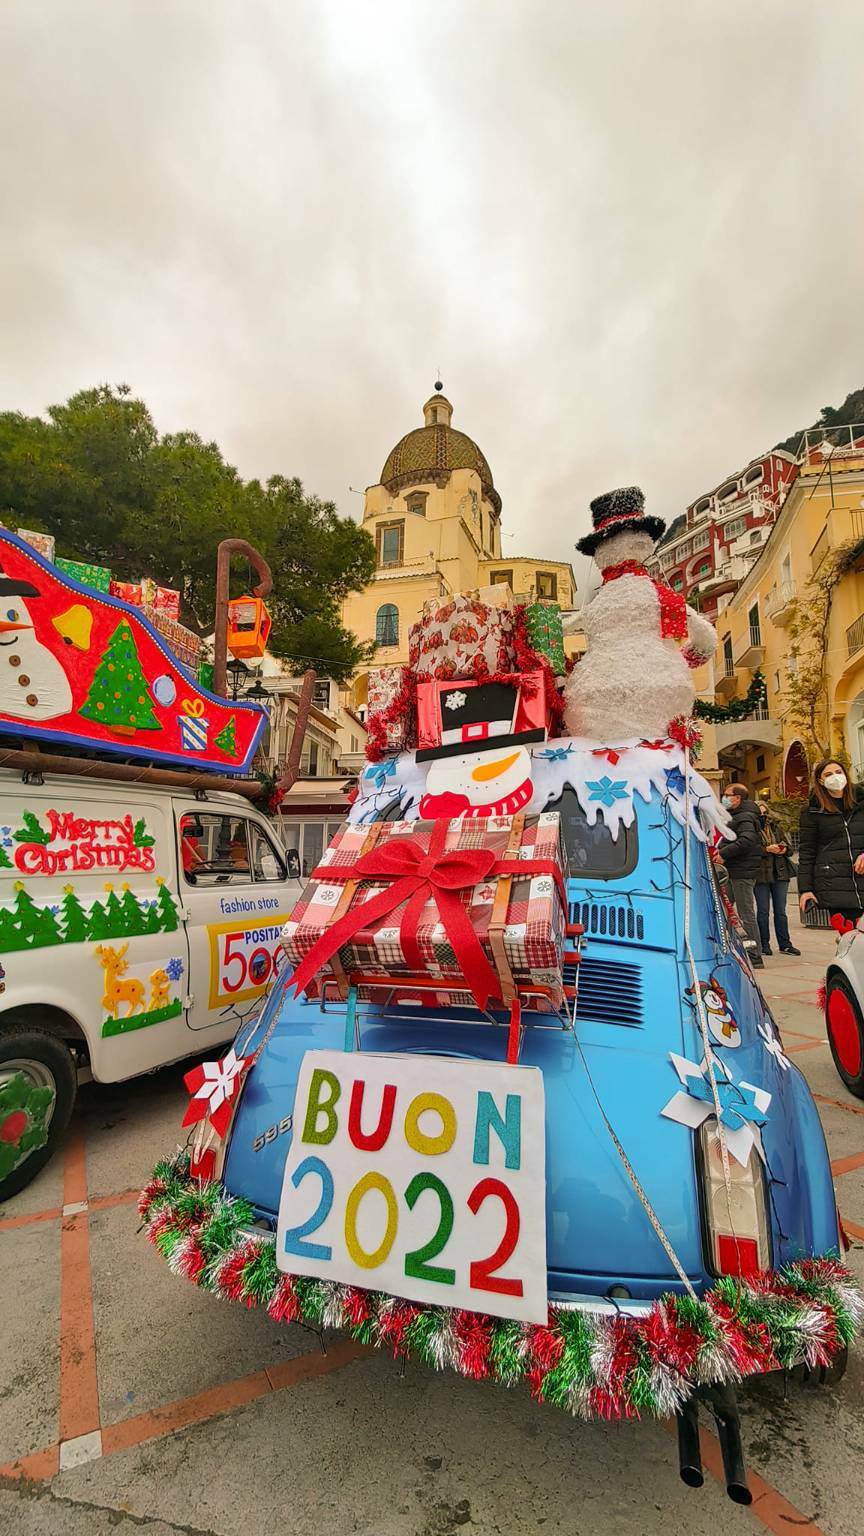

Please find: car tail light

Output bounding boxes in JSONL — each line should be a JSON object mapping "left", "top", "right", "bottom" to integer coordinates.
{"left": 699, "top": 1123, "right": 770, "bottom": 1276}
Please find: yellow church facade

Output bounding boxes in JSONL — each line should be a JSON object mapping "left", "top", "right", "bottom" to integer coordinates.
{"left": 342, "top": 389, "right": 579, "bottom": 711}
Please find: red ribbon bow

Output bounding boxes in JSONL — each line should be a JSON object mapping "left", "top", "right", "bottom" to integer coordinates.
{"left": 289, "top": 821, "right": 503, "bottom": 1009}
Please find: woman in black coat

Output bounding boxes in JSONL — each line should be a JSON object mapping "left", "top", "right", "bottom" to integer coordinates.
{"left": 798, "top": 759, "right": 864, "bottom": 922}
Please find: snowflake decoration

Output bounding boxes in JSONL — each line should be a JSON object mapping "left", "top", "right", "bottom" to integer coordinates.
{"left": 586, "top": 776, "right": 629, "bottom": 808}
{"left": 166, "top": 957, "right": 185, "bottom": 982}
{"left": 661, "top": 1053, "right": 771, "bottom": 1165}
{"left": 664, "top": 766, "right": 687, "bottom": 797}
{"left": 538, "top": 746, "right": 573, "bottom": 762}
{"left": 757, "top": 1016, "right": 790, "bottom": 1071}
{"left": 444, "top": 690, "right": 467, "bottom": 711}
{"left": 364, "top": 758, "right": 398, "bottom": 791}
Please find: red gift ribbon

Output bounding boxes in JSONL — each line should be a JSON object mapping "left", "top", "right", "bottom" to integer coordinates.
{"left": 289, "top": 821, "right": 567, "bottom": 1011}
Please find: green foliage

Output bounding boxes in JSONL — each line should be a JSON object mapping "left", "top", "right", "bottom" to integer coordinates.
{"left": 13, "top": 811, "right": 50, "bottom": 845}
{"left": 695, "top": 671, "right": 767, "bottom": 723}
{"left": 0, "top": 384, "right": 376, "bottom": 683}
{"left": 775, "top": 385, "right": 864, "bottom": 455}
{"left": 783, "top": 542, "right": 863, "bottom": 757}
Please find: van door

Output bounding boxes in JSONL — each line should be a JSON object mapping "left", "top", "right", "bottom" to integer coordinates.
{"left": 176, "top": 805, "right": 297, "bottom": 1034}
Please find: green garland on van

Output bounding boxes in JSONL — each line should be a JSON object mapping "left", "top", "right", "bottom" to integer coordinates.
{"left": 0, "top": 878, "right": 180, "bottom": 955}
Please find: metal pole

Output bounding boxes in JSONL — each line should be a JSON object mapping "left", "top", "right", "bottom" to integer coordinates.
{"left": 213, "top": 539, "right": 273, "bottom": 698}
{"left": 274, "top": 669, "right": 317, "bottom": 802}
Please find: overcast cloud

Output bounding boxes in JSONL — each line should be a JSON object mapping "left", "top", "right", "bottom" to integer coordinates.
{"left": 2, "top": 1, "right": 863, "bottom": 593}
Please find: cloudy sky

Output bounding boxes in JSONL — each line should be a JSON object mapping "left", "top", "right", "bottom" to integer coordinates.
{"left": 2, "top": 1, "right": 863, "bottom": 590}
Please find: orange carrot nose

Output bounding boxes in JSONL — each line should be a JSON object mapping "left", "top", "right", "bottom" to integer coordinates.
{"left": 0, "top": 619, "right": 31, "bottom": 633}
{"left": 471, "top": 751, "right": 521, "bottom": 783}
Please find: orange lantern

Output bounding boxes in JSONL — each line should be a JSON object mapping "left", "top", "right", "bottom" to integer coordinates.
{"left": 227, "top": 595, "right": 272, "bottom": 659}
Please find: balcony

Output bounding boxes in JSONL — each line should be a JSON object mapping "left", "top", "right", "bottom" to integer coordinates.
{"left": 733, "top": 624, "right": 764, "bottom": 670}
{"left": 766, "top": 581, "right": 796, "bottom": 626}
{"left": 715, "top": 659, "right": 738, "bottom": 699}
{"left": 847, "top": 612, "right": 864, "bottom": 660}
{"left": 809, "top": 507, "right": 864, "bottom": 573}
{"left": 715, "top": 709, "right": 782, "bottom": 756}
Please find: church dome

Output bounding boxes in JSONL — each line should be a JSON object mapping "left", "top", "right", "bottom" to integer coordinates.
{"left": 380, "top": 391, "right": 501, "bottom": 515}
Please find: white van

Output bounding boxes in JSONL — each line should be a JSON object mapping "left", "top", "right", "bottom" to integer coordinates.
{"left": 0, "top": 771, "right": 302, "bottom": 1198}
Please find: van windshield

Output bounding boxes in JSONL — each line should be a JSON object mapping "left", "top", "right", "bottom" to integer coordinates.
{"left": 545, "top": 787, "right": 638, "bottom": 881}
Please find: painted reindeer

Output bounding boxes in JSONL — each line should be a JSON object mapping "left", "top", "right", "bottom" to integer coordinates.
{"left": 96, "top": 943, "right": 146, "bottom": 1019}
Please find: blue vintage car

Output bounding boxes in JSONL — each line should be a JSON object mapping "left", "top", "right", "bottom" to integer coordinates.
{"left": 144, "top": 740, "right": 856, "bottom": 1503}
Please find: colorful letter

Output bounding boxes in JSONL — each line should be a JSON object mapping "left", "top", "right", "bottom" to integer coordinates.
{"left": 348, "top": 1078, "right": 397, "bottom": 1152}
{"left": 473, "top": 1091, "right": 521, "bottom": 1170}
{"left": 301, "top": 1067, "right": 341, "bottom": 1145}
{"left": 344, "top": 1171, "right": 398, "bottom": 1268}
{"left": 404, "top": 1092, "right": 456, "bottom": 1156}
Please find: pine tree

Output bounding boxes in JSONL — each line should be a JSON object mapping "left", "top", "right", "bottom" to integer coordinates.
{"left": 85, "top": 899, "right": 110, "bottom": 942}
{"left": 213, "top": 716, "right": 237, "bottom": 756}
{"left": 104, "top": 886, "right": 125, "bottom": 937}
{"left": 12, "top": 885, "right": 61, "bottom": 948}
{"left": 0, "top": 905, "right": 18, "bottom": 950}
{"left": 0, "top": 844, "right": 12, "bottom": 869}
{"left": 120, "top": 885, "right": 147, "bottom": 937}
{"left": 79, "top": 620, "right": 160, "bottom": 735}
{"left": 13, "top": 811, "right": 50, "bottom": 845}
{"left": 143, "top": 900, "right": 162, "bottom": 935}
{"left": 155, "top": 879, "right": 179, "bottom": 932}
{"left": 60, "top": 885, "right": 88, "bottom": 944}
{"left": 132, "top": 818, "right": 155, "bottom": 848}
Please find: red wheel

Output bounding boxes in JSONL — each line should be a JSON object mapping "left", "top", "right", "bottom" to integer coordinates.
{"left": 825, "top": 974, "right": 864, "bottom": 1097}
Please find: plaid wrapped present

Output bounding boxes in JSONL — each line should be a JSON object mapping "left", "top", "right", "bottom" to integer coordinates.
{"left": 282, "top": 813, "right": 568, "bottom": 1010}
{"left": 409, "top": 593, "right": 516, "bottom": 681}
{"left": 367, "top": 665, "right": 415, "bottom": 756}
{"left": 56, "top": 557, "right": 111, "bottom": 592}
{"left": 16, "top": 528, "right": 55, "bottom": 562}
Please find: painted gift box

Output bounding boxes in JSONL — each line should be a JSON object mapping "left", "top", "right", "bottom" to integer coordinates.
{"left": 366, "top": 665, "right": 415, "bottom": 756}
{"left": 109, "top": 579, "right": 144, "bottom": 607}
{"left": 143, "top": 606, "right": 203, "bottom": 672}
{"left": 56, "top": 557, "right": 112, "bottom": 592}
{"left": 282, "top": 812, "right": 568, "bottom": 1011}
{"left": 522, "top": 600, "right": 566, "bottom": 675}
{"left": 16, "top": 529, "right": 55, "bottom": 562}
{"left": 409, "top": 593, "right": 516, "bottom": 681}
{"left": 141, "top": 579, "right": 181, "bottom": 621}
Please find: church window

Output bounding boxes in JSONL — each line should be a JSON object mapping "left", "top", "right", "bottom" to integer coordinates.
{"left": 376, "top": 521, "right": 404, "bottom": 567}
{"left": 536, "top": 570, "right": 558, "bottom": 600}
{"left": 375, "top": 604, "right": 399, "bottom": 647}
{"left": 406, "top": 492, "right": 428, "bottom": 516}
{"left": 489, "top": 569, "right": 513, "bottom": 587}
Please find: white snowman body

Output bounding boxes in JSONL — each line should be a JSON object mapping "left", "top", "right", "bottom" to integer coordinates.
{"left": 0, "top": 597, "right": 73, "bottom": 722}
{"left": 419, "top": 742, "right": 533, "bottom": 819}
{"left": 564, "top": 531, "right": 716, "bottom": 742}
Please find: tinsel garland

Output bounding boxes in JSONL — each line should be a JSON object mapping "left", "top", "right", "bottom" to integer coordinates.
{"left": 694, "top": 671, "right": 768, "bottom": 724}
{"left": 139, "top": 1153, "right": 862, "bottom": 1421}
{"left": 365, "top": 669, "right": 417, "bottom": 764}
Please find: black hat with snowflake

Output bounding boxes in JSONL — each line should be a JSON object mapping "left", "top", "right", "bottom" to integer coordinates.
{"left": 576, "top": 486, "right": 666, "bottom": 557}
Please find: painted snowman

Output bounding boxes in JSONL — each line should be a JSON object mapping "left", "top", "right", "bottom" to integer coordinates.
{"left": 0, "top": 570, "right": 73, "bottom": 722}
{"left": 564, "top": 487, "right": 717, "bottom": 742}
{"left": 417, "top": 680, "right": 536, "bottom": 819}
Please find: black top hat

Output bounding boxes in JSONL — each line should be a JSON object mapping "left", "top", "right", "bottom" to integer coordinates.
{"left": 576, "top": 486, "right": 665, "bottom": 557}
{"left": 416, "top": 680, "right": 545, "bottom": 762}
{"left": 0, "top": 565, "right": 39, "bottom": 598}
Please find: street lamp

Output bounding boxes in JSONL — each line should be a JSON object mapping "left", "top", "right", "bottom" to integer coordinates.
{"left": 226, "top": 658, "right": 248, "bottom": 700}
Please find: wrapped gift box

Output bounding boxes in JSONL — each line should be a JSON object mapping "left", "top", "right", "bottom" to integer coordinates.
{"left": 282, "top": 812, "right": 568, "bottom": 1008}
{"left": 56, "top": 557, "right": 111, "bottom": 592}
{"left": 16, "top": 528, "right": 55, "bottom": 562}
{"left": 409, "top": 593, "right": 516, "bottom": 681}
{"left": 110, "top": 579, "right": 144, "bottom": 607}
{"left": 141, "top": 578, "right": 181, "bottom": 620}
{"left": 522, "top": 600, "right": 566, "bottom": 674}
{"left": 143, "top": 605, "right": 203, "bottom": 672}
{"left": 367, "top": 665, "right": 415, "bottom": 757}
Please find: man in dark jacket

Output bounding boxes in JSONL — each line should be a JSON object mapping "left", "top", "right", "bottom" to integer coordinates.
{"left": 717, "top": 783, "right": 764, "bottom": 967}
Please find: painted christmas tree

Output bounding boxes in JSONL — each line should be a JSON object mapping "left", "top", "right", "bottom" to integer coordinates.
{"left": 0, "top": 905, "right": 17, "bottom": 950}
{"left": 155, "top": 878, "right": 179, "bottom": 932}
{"left": 11, "top": 884, "right": 62, "bottom": 948}
{"left": 13, "top": 811, "right": 50, "bottom": 845}
{"left": 0, "top": 845, "right": 12, "bottom": 869}
{"left": 104, "top": 886, "right": 125, "bottom": 937}
{"left": 85, "top": 898, "right": 110, "bottom": 942}
{"left": 60, "top": 885, "right": 88, "bottom": 944}
{"left": 132, "top": 818, "right": 155, "bottom": 848}
{"left": 143, "top": 900, "right": 162, "bottom": 935}
{"left": 79, "top": 620, "right": 160, "bottom": 736}
{"left": 120, "top": 884, "right": 147, "bottom": 937}
{"left": 213, "top": 716, "right": 237, "bottom": 756}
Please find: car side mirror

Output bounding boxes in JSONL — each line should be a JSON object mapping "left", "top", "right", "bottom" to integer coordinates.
{"left": 286, "top": 849, "right": 301, "bottom": 880}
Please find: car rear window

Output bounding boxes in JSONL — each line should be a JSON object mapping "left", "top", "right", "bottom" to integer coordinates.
{"left": 544, "top": 787, "right": 638, "bottom": 880}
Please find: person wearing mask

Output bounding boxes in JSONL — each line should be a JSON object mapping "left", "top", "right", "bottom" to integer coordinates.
{"left": 717, "top": 783, "right": 765, "bottom": 967}
{"left": 798, "top": 760, "right": 864, "bottom": 924}
{"left": 755, "top": 801, "right": 801, "bottom": 956}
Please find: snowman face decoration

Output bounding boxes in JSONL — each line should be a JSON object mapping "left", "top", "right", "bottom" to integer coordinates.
{"left": 419, "top": 742, "right": 534, "bottom": 819}
{"left": 0, "top": 583, "right": 73, "bottom": 722}
{"left": 687, "top": 977, "right": 741, "bottom": 1048}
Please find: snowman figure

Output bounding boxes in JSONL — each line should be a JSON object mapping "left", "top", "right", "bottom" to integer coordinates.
{"left": 417, "top": 680, "right": 538, "bottom": 819}
{"left": 564, "top": 487, "right": 717, "bottom": 741}
{"left": 0, "top": 568, "right": 73, "bottom": 722}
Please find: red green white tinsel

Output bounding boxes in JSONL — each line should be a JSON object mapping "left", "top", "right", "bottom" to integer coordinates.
{"left": 140, "top": 1153, "right": 863, "bottom": 1422}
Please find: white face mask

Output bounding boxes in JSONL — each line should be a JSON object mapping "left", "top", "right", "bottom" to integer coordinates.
{"left": 822, "top": 772, "right": 847, "bottom": 796}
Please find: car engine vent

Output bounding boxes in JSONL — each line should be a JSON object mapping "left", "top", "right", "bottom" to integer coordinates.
{"left": 573, "top": 957, "right": 643, "bottom": 1028}
{"left": 569, "top": 900, "right": 645, "bottom": 942}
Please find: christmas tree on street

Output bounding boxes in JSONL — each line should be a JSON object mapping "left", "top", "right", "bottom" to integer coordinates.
{"left": 60, "top": 885, "right": 88, "bottom": 943}
{"left": 213, "top": 716, "right": 237, "bottom": 755}
{"left": 155, "top": 879, "right": 179, "bottom": 932}
{"left": 13, "top": 811, "right": 50, "bottom": 845}
{"left": 79, "top": 620, "right": 160, "bottom": 736}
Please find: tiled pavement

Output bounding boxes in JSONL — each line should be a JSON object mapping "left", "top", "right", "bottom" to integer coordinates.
{"left": 2, "top": 923, "right": 864, "bottom": 1535}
